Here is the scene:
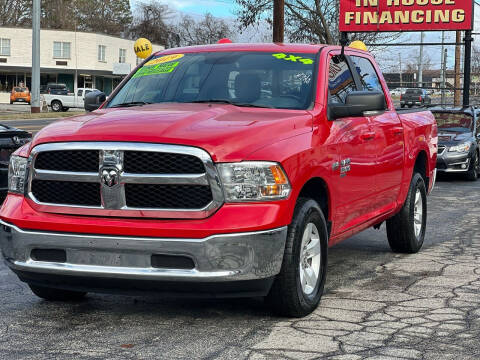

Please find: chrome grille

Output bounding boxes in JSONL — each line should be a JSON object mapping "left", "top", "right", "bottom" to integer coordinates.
{"left": 27, "top": 142, "right": 224, "bottom": 219}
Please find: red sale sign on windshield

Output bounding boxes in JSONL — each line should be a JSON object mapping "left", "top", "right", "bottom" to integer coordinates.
{"left": 339, "top": 0, "right": 473, "bottom": 32}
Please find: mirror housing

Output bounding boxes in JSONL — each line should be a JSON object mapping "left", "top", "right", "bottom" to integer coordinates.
{"left": 328, "top": 91, "right": 386, "bottom": 120}
{"left": 84, "top": 90, "right": 106, "bottom": 112}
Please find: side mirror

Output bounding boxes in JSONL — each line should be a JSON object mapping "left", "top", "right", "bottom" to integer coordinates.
{"left": 328, "top": 91, "right": 386, "bottom": 120}
{"left": 84, "top": 90, "right": 106, "bottom": 112}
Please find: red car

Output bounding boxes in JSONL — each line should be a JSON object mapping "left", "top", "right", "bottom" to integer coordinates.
{"left": 0, "top": 43, "right": 437, "bottom": 317}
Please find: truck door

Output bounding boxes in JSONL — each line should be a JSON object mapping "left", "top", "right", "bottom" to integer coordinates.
{"left": 76, "top": 89, "right": 84, "bottom": 108}
{"left": 350, "top": 55, "right": 404, "bottom": 210}
{"left": 327, "top": 54, "right": 379, "bottom": 235}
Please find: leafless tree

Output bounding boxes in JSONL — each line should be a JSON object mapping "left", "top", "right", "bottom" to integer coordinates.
{"left": 176, "top": 13, "right": 232, "bottom": 46}
{"left": 236, "top": 0, "right": 398, "bottom": 45}
{"left": 128, "top": 1, "right": 180, "bottom": 48}
{"left": 0, "top": 0, "right": 31, "bottom": 27}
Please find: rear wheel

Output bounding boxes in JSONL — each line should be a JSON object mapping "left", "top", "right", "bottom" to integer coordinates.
{"left": 266, "top": 198, "right": 328, "bottom": 317}
{"left": 51, "top": 100, "right": 62, "bottom": 112}
{"left": 386, "top": 173, "right": 427, "bottom": 253}
{"left": 466, "top": 151, "right": 479, "bottom": 181}
{"left": 29, "top": 284, "right": 87, "bottom": 301}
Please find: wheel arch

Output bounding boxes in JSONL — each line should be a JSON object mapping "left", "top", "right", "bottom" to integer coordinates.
{"left": 296, "top": 177, "right": 331, "bottom": 235}
{"left": 413, "top": 150, "right": 428, "bottom": 185}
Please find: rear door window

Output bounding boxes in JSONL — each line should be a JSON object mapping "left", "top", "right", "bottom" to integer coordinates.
{"left": 350, "top": 56, "right": 383, "bottom": 94}
{"left": 328, "top": 55, "right": 356, "bottom": 104}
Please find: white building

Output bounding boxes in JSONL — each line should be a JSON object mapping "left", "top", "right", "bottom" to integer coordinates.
{"left": 0, "top": 27, "right": 164, "bottom": 95}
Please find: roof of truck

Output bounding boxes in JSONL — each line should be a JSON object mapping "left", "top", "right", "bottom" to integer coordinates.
{"left": 157, "top": 43, "right": 328, "bottom": 55}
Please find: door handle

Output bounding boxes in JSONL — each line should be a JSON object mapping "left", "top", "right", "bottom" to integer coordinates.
{"left": 360, "top": 132, "right": 376, "bottom": 141}
{"left": 390, "top": 127, "right": 404, "bottom": 136}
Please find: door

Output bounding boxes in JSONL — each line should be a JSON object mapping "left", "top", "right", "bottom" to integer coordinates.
{"left": 327, "top": 54, "right": 379, "bottom": 235}
{"left": 350, "top": 55, "right": 404, "bottom": 211}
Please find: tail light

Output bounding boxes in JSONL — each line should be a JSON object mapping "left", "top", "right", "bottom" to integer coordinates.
{"left": 419, "top": 96, "right": 422, "bottom": 101}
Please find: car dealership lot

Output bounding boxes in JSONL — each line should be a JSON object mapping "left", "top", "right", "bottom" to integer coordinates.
{"left": 0, "top": 176, "right": 479, "bottom": 359}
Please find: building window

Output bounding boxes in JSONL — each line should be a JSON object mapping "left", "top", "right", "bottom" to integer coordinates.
{"left": 53, "top": 41, "right": 70, "bottom": 59}
{"left": 98, "top": 45, "right": 106, "bottom": 62}
{"left": 0, "top": 38, "right": 11, "bottom": 56}
{"left": 119, "top": 48, "right": 126, "bottom": 63}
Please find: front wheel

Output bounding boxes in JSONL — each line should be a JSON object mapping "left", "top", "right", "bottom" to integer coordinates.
{"left": 29, "top": 284, "right": 87, "bottom": 301}
{"left": 386, "top": 173, "right": 427, "bottom": 253}
{"left": 266, "top": 198, "right": 328, "bottom": 317}
{"left": 466, "top": 151, "right": 479, "bottom": 181}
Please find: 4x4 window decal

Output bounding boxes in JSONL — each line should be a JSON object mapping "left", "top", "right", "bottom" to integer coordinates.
{"left": 272, "top": 53, "right": 314, "bottom": 65}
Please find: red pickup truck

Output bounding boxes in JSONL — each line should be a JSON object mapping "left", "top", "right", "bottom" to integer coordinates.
{"left": 0, "top": 43, "right": 437, "bottom": 317}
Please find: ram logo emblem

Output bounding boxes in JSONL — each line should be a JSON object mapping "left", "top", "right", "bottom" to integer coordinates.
{"left": 101, "top": 168, "right": 119, "bottom": 187}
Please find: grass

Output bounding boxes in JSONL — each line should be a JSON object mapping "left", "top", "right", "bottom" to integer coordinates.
{"left": 0, "top": 111, "right": 85, "bottom": 121}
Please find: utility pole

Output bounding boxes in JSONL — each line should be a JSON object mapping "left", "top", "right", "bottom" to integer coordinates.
{"left": 31, "top": 0, "right": 41, "bottom": 113}
{"left": 418, "top": 32, "right": 424, "bottom": 88}
{"left": 454, "top": 31, "right": 462, "bottom": 106}
{"left": 273, "top": 0, "right": 285, "bottom": 43}
{"left": 442, "top": 49, "right": 448, "bottom": 106}
{"left": 463, "top": 30, "right": 473, "bottom": 107}
{"left": 399, "top": 53, "right": 403, "bottom": 89}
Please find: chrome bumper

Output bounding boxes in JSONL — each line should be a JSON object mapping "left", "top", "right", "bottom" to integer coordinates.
{"left": 0, "top": 220, "right": 287, "bottom": 282}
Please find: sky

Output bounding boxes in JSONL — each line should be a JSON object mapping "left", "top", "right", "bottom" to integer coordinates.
{"left": 131, "top": 0, "right": 480, "bottom": 72}
{"left": 133, "top": 0, "right": 237, "bottom": 18}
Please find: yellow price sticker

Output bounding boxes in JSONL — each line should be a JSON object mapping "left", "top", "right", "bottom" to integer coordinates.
{"left": 145, "top": 54, "right": 184, "bottom": 66}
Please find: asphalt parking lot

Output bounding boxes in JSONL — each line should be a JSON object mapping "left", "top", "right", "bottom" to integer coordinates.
{"left": 0, "top": 170, "right": 479, "bottom": 359}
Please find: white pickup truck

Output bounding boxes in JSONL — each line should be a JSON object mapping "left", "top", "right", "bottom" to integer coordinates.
{"left": 44, "top": 88, "right": 98, "bottom": 112}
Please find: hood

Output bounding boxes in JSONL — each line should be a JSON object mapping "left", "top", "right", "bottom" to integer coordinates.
{"left": 438, "top": 130, "right": 473, "bottom": 145}
{"left": 31, "top": 103, "right": 313, "bottom": 162}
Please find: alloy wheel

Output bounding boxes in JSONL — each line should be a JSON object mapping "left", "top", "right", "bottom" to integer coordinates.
{"left": 299, "top": 223, "right": 321, "bottom": 296}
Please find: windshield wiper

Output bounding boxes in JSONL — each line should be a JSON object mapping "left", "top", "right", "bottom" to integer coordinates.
{"left": 190, "top": 100, "right": 273, "bottom": 108}
{"left": 110, "top": 101, "right": 152, "bottom": 108}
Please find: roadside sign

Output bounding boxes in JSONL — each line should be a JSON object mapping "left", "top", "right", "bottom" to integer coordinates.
{"left": 339, "top": 0, "right": 473, "bottom": 32}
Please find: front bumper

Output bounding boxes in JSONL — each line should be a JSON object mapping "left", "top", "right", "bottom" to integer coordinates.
{"left": 436, "top": 151, "right": 471, "bottom": 173}
{"left": 0, "top": 220, "right": 287, "bottom": 287}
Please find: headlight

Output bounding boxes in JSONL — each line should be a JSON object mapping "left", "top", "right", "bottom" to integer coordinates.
{"left": 448, "top": 142, "right": 471, "bottom": 153}
{"left": 217, "top": 162, "right": 291, "bottom": 202}
{"left": 8, "top": 155, "right": 28, "bottom": 194}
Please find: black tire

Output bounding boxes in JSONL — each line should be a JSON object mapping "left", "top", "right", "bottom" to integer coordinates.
{"left": 10, "top": 101, "right": 13, "bottom": 105}
{"left": 29, "top": 284, "right": 87, "bottom": 301}
{"left": 386, "top": 173, "right": 427, "bottom": 253}
{"left": 465, "top": 151, "right": 479, "bottom": 181}
{"left": 51, "top": 100, "right": 62, "bottom": 112}
{"left": 266, "top": 198, "right": 328, "bottom": 317}
{"left": 401, "top": 104, "right": 405, "bottom": 108}
{"left": 62, "top": 107, "right": 69, "bottom": 112}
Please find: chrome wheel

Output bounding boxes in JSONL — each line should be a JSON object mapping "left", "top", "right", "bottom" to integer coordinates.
{"left": 299, "top": 223, "right": 321, "bottom": 296}
{"left": 52, "top": 101, "right": 61, "bottom": 112}
{"left": 413, "top": 189, "right": 423, "bottom": 238}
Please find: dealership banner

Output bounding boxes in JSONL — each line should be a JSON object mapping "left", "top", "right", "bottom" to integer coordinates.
{"left": 339, "top": 0, "right": 473, "bottom": 32}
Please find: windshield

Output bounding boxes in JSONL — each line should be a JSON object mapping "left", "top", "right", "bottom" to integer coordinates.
{"left": 107, "top": 51, "right": 316, "bottom": 110}
{"left": 14, "top": 87, "right": 26, "bottom": 92}
{"left": 433, "top": 112, "right": 473, "bottom": 132}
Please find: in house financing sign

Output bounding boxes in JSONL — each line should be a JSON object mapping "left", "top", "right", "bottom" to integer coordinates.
{"left": 339, "top": 0, "right": 473, "bottom": 32}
